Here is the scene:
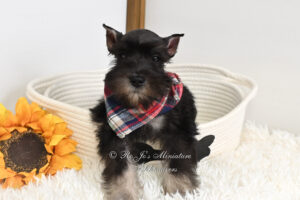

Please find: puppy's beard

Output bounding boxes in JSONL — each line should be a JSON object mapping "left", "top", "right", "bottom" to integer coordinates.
{"left": 107, "top": 75, "right": 169, "bottom": 109}
{"left": 112, "top": 82, "right": 159, "bottom": 109}
{"left": 127, "top": 87, "right": 146, "bottom": 107}
{"left": 125, "top": 85, "right": 156, "bottom": 109}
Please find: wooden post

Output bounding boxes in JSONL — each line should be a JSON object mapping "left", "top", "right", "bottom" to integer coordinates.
{"left": 126, "top": 0, "right": 145, "bottom": 32}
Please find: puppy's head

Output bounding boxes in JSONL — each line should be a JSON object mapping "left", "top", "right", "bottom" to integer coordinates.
{"left": 103, "top": 24, "right": 184, "bottom": 109}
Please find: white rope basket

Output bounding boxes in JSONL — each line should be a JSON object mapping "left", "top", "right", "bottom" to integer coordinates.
{"left": 26, "top": 64, "right": 257, "bottom": 159}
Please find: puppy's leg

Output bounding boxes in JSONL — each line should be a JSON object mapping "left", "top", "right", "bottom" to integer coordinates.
{"left": 161, "top": 139, "right": 199, "bottom": 195}
{"left": 102, "top": 160, "right": 141, "bottom": 200}
{"left": 99, "top": 129, "right": 141, "bottom": 200}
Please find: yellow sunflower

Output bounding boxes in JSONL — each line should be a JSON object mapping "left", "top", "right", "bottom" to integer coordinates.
{"left": 0, "top": 97, "right": 82, "bottom": 188}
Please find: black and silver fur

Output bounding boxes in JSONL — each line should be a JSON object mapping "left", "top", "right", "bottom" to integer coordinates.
{"left": 91, "top": 24, "right": 214, "bottom": 200}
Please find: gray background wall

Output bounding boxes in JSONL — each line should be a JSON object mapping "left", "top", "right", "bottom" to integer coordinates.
{"left": 0, "top": 0, "right": 126, "bottom": 110}
{"left": 145, "top": 0, "right": 300, "bottom": 134}
{"left": 0, "top": 0, "right": 299, "bottom": 134}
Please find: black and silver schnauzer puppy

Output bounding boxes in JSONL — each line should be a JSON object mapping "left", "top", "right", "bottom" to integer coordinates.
{"left": 91, "top": 24, "right": 214, "bottom": 200}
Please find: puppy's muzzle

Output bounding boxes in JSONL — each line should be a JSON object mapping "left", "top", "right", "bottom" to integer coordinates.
{"left": 129, "top": 74, "right": 146, "bottom": 88}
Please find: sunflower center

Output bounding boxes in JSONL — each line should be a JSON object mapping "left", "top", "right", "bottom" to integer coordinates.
{"left": 2, "top": 131, "right": 48, "bottom": 173}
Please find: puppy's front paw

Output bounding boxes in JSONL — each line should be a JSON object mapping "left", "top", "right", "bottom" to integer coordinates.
{"left": 104, "top": 190, "right": 139, "bottom": 200}
{"left": 162, "top": 172, "right": 198, "bottom": 195}
{"left": 103, "top": 164, "right": 141, "bottom": 200}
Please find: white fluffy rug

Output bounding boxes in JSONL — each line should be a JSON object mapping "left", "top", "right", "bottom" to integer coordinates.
{"left": 1, "top": 121, "right": 300, "bottom": 200}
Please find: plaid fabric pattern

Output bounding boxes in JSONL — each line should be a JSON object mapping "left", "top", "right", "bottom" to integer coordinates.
{"left": 104, "top": 72, "right": 183, "bottom": 138}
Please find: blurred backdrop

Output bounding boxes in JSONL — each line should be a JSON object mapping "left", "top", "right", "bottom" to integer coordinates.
{"left": 0, "top": 0, "right": 127, "bottom": 109}
{"left": 145, "top": 0, "right": 300, "bottom": 134}
{"left": 0, "top": 0, "right": 299, "bottom": 133}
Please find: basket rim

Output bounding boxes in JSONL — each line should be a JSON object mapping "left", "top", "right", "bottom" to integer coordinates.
{"left": 167, "top": 64, "right": 258, "bottom": 128}
{"left": 26, "top": 64, "right": 258, "bottom": 129}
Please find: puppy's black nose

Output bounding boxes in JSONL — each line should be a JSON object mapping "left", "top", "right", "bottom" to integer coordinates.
{"left": 129, "top": 74, "right": 145, "bottom": 88}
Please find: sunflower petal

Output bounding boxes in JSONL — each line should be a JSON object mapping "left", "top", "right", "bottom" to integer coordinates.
{"left": 2, "top": 175, "right": 24, "bottom": 188}
{"left": 55, "top": 139, "right": 77, "bottom": 156}
{"left": 0, "top": 154, "right": 6, "bottom": 168}
{"left": 44, "top": 144, "right": 53, "bottom": 154}
{"left": 46, "top": 154, "right": 82, "bottom": 175}
{"left": 51, "top": 115, "right": 64, "bottom": 124}
{"left": 53, "top": 122, "right": 72, "bottom": 137}
{"left": 0, "top": 127, "right": 8, "bottom": 136}
{"left": 53, "top": 123, "right": 67, "bottom": 135}
{"left": 63, "top": 128, "right": 73, "bottom": 137}
{"left": 15, "top": 97, "right": 31, "bottom": 126}
{"left": 30, "top": 102, "right": 46, "bottom": 123}
{"left": 20, "top": 169, "right": 37, "bottom": 184}
{"left": 19, "top": 168, "right": 35, "bottom": 177}
{"left": 2, "top": 110, "right": 18, "bottom": 127}
{"left": 49, "top": 134, "right": 66, "bottom": 146}
{"left": 46, "top": 155, "right": 64, "bottom": 175}
{"left": 0, "top": 133, "right": 11, "bottom": 141}
{"left": 39, "top": 159, "right": 50, "bottom": 173}
{"left": 39, "top": 114, "right": 53, "bottom": 132}
{"left": 62, "top": 154, "right": 82, "bottom": 170}
{"left": 7, "top": 127, "right": 27, "bottom": 133}
{"left": 0, "top": 104, "right": 6, "bottom": 124}
{"left": 0, "top": 167, "right": 16, "bottom": 179}
{"left": 27, "top": 122, "right": 41, "bottom": 132}
{"left": 42, "top": 129, "right": 54, "bottom": 139}
{"left": 39, "top": 114, "right": 66, "bottom": 137}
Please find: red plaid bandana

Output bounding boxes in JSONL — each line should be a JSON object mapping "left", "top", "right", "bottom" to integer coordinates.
{"left": 104, "top": 72, "right": 183, "bottom": 138}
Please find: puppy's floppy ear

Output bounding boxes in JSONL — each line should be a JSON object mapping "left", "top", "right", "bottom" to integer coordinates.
{"left": 103, "top": 24, "right": 123, "bottom": 52}
{"left": 165, "top": 33, "right": 184, "bottom": 57}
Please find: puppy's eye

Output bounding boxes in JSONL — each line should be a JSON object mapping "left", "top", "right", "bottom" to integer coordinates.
{"left": 152, "top": 55, "right": 160, "bottom": 62}
{"left": 119, "top": 53, "right": 126, "bottom": 59}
